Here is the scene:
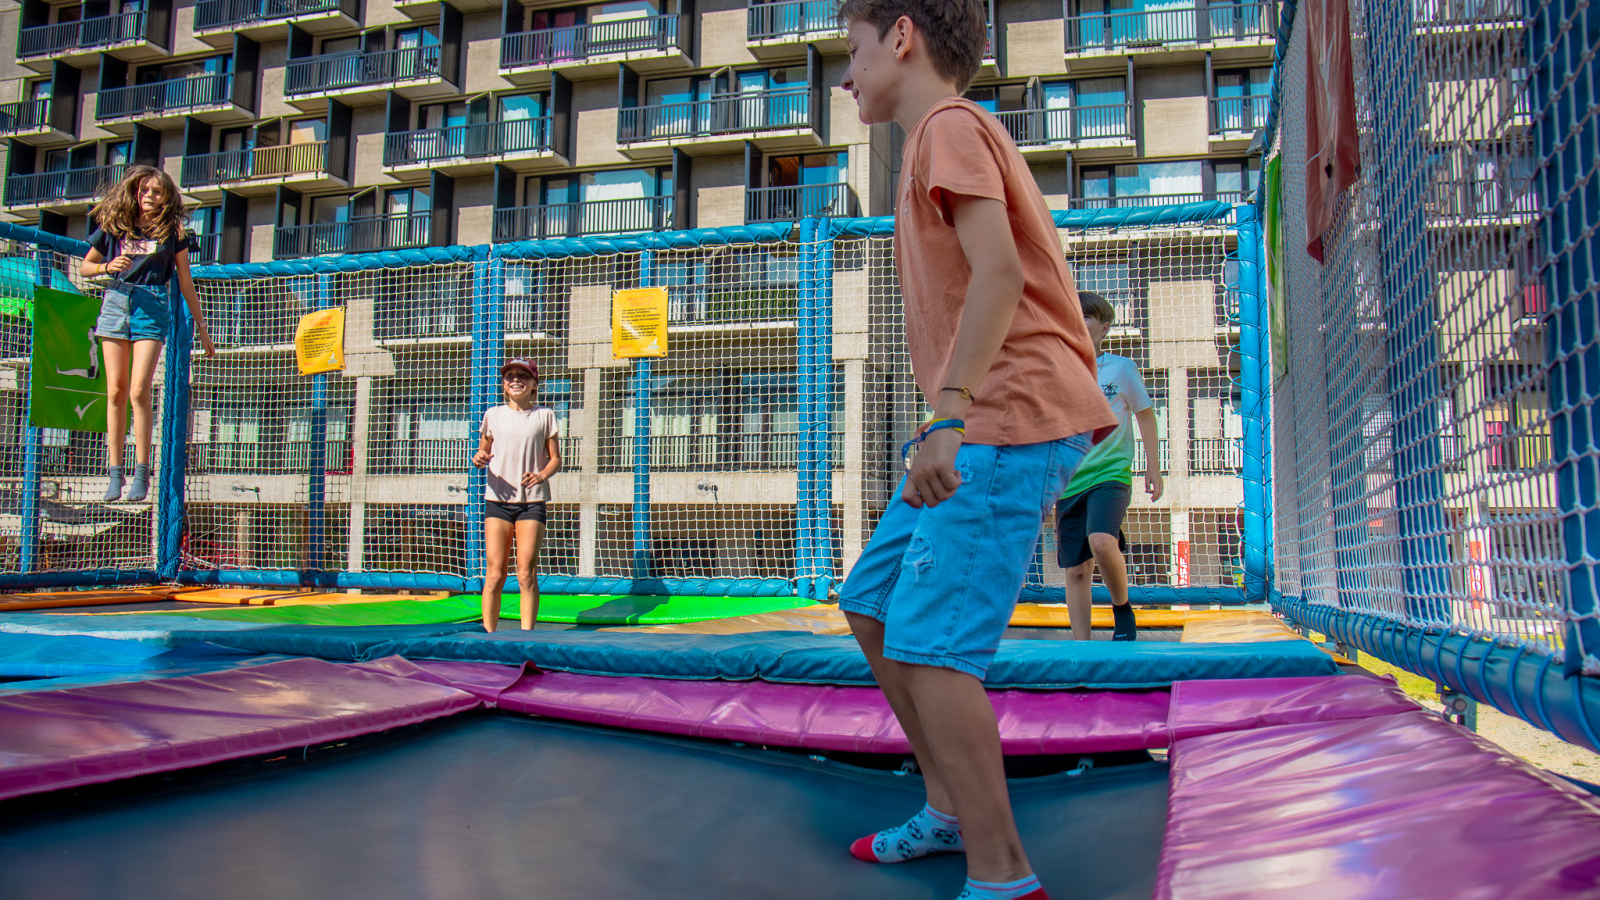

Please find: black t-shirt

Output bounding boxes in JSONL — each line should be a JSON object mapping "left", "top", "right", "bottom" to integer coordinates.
{"left": 88, "top": 227, "right": 199, "bottom": 287}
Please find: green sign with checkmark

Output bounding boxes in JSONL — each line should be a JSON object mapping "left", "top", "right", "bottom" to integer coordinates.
{"left": 30, "top": 286, "right": 110, "bottom": 433}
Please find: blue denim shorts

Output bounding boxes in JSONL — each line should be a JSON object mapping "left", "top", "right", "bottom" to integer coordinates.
{"left": 839, "top": 434, "right": 1093, "bottom": 679}
{"left": 95, "top": 284, "right": 169, "bottom": 342}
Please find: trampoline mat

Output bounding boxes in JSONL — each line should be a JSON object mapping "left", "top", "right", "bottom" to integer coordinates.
{"left": 0, "top": 715, "right": 1168, "bottom": 900}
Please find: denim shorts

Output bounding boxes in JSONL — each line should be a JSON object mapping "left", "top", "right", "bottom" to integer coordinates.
{"left": 95, "top": 284, "right": 169, "bottom": 342}
{"left": 839, "top": 433, "right": 1093, "bottom": 679}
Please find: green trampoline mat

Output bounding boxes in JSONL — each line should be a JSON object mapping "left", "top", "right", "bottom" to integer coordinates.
{"left": 141, "top": 594, "right": 816, "bottom": 627}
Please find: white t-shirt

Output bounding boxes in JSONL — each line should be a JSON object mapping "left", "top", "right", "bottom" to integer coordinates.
{"left": 1062, "top": 353, "right": 1153, "bottom": 496}
{"left": 481, "top": 404, "right": 560, "bottom": 503}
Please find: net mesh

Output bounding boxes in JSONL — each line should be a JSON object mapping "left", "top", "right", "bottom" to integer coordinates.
{"left": 1270, "top": 0, "right": 1593, "bottom": 662}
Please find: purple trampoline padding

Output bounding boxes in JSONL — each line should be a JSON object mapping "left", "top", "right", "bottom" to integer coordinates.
{"left": 0, "top": 657, "right": 480, "bottom": 802}
{"left": 491, "top": 668, "right": 1172, "bottom": 754}
{"left": 1167, "top": 674, "right": 1421, "bottom": 743}
{"left": 348, "top": 656, "right": 528, "bottom": 704}
{"left": 1157, "top": 704, "right": 1600, "bottom": 897}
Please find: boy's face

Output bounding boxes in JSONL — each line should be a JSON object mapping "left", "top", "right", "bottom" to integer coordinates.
{"left": 1084, "top": 313, "right": 1111, "bottom": 345}
{"left": 841, "top": 18, "right": 908, "bottom": 125}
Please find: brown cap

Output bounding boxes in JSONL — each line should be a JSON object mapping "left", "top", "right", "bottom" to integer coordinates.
{"left": 499, "top": 358, "right": 538, "bottom": 378}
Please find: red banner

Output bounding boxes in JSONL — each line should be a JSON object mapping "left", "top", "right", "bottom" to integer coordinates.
{"left": 1304, "top": 0, "right": 1361, "bottom": 262}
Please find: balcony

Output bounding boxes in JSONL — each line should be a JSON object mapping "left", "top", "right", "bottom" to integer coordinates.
{"left": 746, "top": 0, "right": 845, "bottom": 57}
{"left": 180, "top": 141, "right": 344, "bottom": 197}
{"left": 1133, "top": 438, "right": 1171, "bottom": 475}
{"left": 501, "top": 15, "right": 685, "bottom": 82}
{"left": 18, "top": 11, "right": 164, "bottom": 68}
{"left": 284, "top": 46, "right": 452, "bottom": 105}
{"left": 191, "top": 233, "right": 222, "bottom": 265}
{"left": 494, "top": 196, "right": 671, "bottom": 241}
{"left": 1486, "top": 431, "right": 1551, "bottom": 472}
{"left": 274, "top": 212, "right": 432, "bottom": 259}
{"left": 1189, "top": 437, "right": 1242, "bottom": 474}
{"left": 1210, "top": 94, "right": 1269, "bottom": 145}
{"left": 1413, "top": 0, "right": 1524, "bottom": 32}
{"left": 192, "top": 0, "right": 358, "bottom": 42}
{"left": 745, "top": 183, "right": 854, "bottom": 223}
{"left": 96, "top": 74, "right": 247, "bottom": 131}
{"left": 1425, "top": 172, "right": 1539, "bottom": 227}
{"left": 0, "top": 99, "right": 69, "bottom": 146}
{"left": 384, "top": 118, "right": 559, "bottom": 175}
{"left": 1069, "top": 191, "right": 1245, "bottom": 210}
{"left": 3, "top": 164, "right": 127, "bottom": 212}
{"left": 191, "top": 440, "right": 353, "bottom": 475}
{"left": 1065, "top": 1, "right": 1275, "bottom": 58}
{"left": 993, "top": 104, "right": 1136, "bottom": 160}
{"left": 618, "top": 86, "right": 819, "bottom": 158}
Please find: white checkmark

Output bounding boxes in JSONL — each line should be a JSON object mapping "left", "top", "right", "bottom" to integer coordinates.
{"left": 74, "top": 401, "right": 96, "bottom": 419}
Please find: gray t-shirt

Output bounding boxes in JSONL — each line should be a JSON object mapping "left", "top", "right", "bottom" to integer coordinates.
{"left": 481, "top": 404, "right": 559, "bottom": 503}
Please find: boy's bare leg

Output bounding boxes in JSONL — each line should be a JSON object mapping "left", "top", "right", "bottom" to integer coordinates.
{"left": 899, "top": 662, "right": 1032, "bottom": 884}
{"left": 845, "top": 611, "right": 952, "bottom": 810}
{"left": 1088, "top": 532, "right": 1130, "bottom": 606}
{"left": 1063, "top": 559, "right": 1095, "bottom": 641}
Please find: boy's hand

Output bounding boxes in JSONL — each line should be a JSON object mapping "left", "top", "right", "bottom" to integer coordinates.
{"left": 903, "top": 428, "right": 962, "bottom": 508}
{"left": 522, "top": 471, "right": 545, "bottom": 488}
{"left": 1145, "top": 469, "right": 1165, "bottom": 501}
{"left": 471, "top": 449, "right": 492, "bottom": 468}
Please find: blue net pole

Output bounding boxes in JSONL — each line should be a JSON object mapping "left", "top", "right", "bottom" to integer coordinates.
{"left": 796, "top": 217, "right": 819, "bottom": 599}
{"left": 466, "top": 257, "right": 501, "bottom": 591}
{"left": 156, "top": 279, "right": 194, "bottom": 580}
{"left": 1236, "top": 205, "right": 1269, "bottom": 603}
{"left": 1532, "top": 0, "right": 1600, "bottom": 676}
{"left": 18, "top": 248, "right": 50, "bottom": 575}
{"left": 632, "top": 251, "right": 654, "bottom": 581}
{"left": 305, "top": 274, "right": 332, "bottom": 577}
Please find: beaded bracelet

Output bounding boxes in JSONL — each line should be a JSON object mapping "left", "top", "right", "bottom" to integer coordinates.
{"left": 901, "top": 418, "right": 965, "bottom": 470}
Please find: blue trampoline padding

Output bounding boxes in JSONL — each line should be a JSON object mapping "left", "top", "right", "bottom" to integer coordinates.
{"left": 0, "top": 614, "right": 278, "bottom": 646}
{"left": 354, "top": 631, "right": 1340, "bottom": 688}
{"left": 0, "top": 632, "right": 257, "bottom": 678}
{"left": 165, "top": 623, "right": 487, "bottom": 661}
{"left": 0, "top": 651, "right": 295, "bottom": 696}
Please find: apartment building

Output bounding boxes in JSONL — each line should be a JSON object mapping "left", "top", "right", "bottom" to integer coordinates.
{"left": 0, "top": 0, "right": 1276, "bottom": 588}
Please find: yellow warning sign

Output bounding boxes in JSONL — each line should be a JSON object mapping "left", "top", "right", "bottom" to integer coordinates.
{"left": 612, "top": 287, "right": 668, "bottom": 358}
{"left": 295, "top": 308, "right": 346, "bottom": 375}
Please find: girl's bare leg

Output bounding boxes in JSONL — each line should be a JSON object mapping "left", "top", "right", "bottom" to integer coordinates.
{"left": 516, "top": 519, "right": 546, "bottom": 630}
{"left": 483, "top": 517, "right": 514, "bottom": 632}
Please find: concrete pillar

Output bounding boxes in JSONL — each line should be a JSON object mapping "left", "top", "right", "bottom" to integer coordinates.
{"left": 346, "top": 374, "right": 373, "bottom": 573}
{"left": 578, "top": 501, "right": 598, "bottom": 577}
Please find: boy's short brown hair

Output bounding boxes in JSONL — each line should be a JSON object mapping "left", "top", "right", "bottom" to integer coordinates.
{"left": 837, "top": 0, "right": 987, "bottom": 93}
{"left": 1079, "top": 290, "right": 1116, "bottom": 325}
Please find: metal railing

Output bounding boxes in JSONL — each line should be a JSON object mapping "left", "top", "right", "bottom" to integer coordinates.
{"left": 192, "top": 440, "right": 353, "bottom": 474}
{"left": 746, "top": 183, "right": 853, "bottom": 222}
{"left": 1133, "top": 438, "right": 1171, "bottom": 475}
{"left": 1487, "top": 431, "right": 1551, "bottom": 472}
{"left": 1070, "top": 191, "right": 1244, "bottom": 209}
{"left": 746, "top": 0, "right": 842, "bottom": 40}
{"left": 194, "top": 0, "right": 346, "bottom": 30}
{"left": 1426, "top": 172, "right": 1540, "bottom": 221}
{"left": 384, "top": 118, "right": 552, "bottom": 166}
{"left": 19, "top": 10, "right": 149, "bottom": 57}
{"left": 992, "top": 104, "right": 1134, "bottom": 145}
{"left": 666, "top": 286, "right": 798, "bottom": 325}
{"left": 501, "top": 14, "right": 679, "bottom": 67}
{"left": 1189, "top": 437, "right": 1243, "bottom": 474}
{"left": 181, "top": 142, "right": 329, "bottom": 188}
{"left": 374, "top": 296, "right": 472, "bottom": 340}
{"left": 0, "top": 99, "right": 51, "bottom": 135}
{"left": 1412, "top": 0, "right": 1524, "bottom": 27}
{"left": 190, "top": 233, "right": 221, "bottom": 264}
{"left": 373, "top": 438, "right": 472, "bottom": 473}
{"left": 494, "top": 196, "right": 670, "bottom": 241}
{"left": 274, "top": 212, "right": 432, "bottom": 259}
{"left": 1066, "top": 1, "right": 1274, "bottom": 50}
{"left": 1211, "top": 95, "right": 1270, "bottom": 133}
{"left": 284, "top": 46, "right": 443, "bottom": 95}
{"left": 97, "top": 73, "right": 232, "bottom": 120}
{"left": 4, "top": 164, "right": 127, "bottom": 206}
{"left": 618, "top": 86, "right": 810, "bottom": 142}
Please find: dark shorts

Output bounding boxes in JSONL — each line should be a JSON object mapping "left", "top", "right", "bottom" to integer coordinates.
{"left": 485, "top": 500, "right": 548, "bottom": 524}
{"left": 1054, "top": 481, "right": 1132, "bottom": 569}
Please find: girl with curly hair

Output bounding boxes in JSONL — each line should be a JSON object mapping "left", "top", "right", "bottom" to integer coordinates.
{"left": 79, "top": 165, "right": 217, "bottom": 502}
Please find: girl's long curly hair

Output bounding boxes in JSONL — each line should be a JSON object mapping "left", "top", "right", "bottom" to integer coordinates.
{"left": 90, "top": 165, "right": 184, "bottom": 243}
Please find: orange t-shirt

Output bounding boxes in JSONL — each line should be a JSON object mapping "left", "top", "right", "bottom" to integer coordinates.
{"left": 896, "top": 97, "right": 1115, "bottom": 446}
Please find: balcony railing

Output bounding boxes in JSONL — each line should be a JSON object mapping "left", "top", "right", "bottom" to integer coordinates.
{"left": 190, "top": 233, "right": 221, "bottom": 265}
{"left": 746, "top": 183, "right": 853, "bottom": 222}
{"left": 194, "top": 0, "right": 347, "bottom": 30}
{"left": 1070, "top": 191, "right": 1244, "bottom": 209}
{"left": 284, "top": 46, "right": 443, "bottom": 96}
{"left": 501, "top": 14, "right": 680, "bottom": 67}
{"left": 97, "top": 73, "right": 232, "bottom": 121}
{"left": 192, "top": 440, "right": 353, "bottom": 475}
{"left": 0, "top": 99, "right": 51, "bottom": 135}
{"left": 274, "top": 212, "right": 432, "bottom": 259}
{"left": 746, "top": 0, "right": 841, "bottom": 40}
{"left": 1066, "top": 1, "right": 1274, "bottom": 51}
{"left": 992, "top": 104, "right": 1134, "bottom": 145}
{"left": 1133, "top": 438, "right": 1171, "bottom": 475}
{"left": 494, "top": 196, "right": 671, "bottom": 241}
{"left": 5, "top": 165, "right": 127, "bottom": 206}
{"left": 1211, "top": 95, "right": 1270, "bottom": 132}
{"left": 19, "top": 10, "right": 149, "bottom": 57}
{"left": 1189, "top": 437, "right": 1243, "bottom": 474}
{"left": 375, "top": 296, "right": 472, "bottom": 341}
{"left": 667, "top": 286, "right": 798, "bottom": 325}
{"left": 181, "top": 142, "right": 329, "bottom": 189}
{"left": 1426, "top": 176, "right": 1540, "bottom": 222}
{"left": 384, "top": 118, "right": 553, "bottom": 166}
{"left": 372, "top": 438, "right": 471, "bottom": 473}
{"left": 618, "top": 86, "right": 810, "bottom": 142}
{"left": 1487, "top": 431, "right": 1550, "bottom": 472}
{"left": 1413, "top": 0, "right": 1524, "bottom": 27}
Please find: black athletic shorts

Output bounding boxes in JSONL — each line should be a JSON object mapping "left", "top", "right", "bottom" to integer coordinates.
{"left": 1054, "top": 481, "right": 1131, "bottom": 569}
{"left": 484, "top": 500, "right": 548, "bottom": 524}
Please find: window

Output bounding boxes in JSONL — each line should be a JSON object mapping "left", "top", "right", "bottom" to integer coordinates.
{"left": 104, "top": 141, "right": 133, "bottom": 168}
{"left": 1079, "top": 161, "right": 1204, "bottom": 206}
{"left": 29, "top": 80, "right": 52, "bottom": 102}
{"left": 1213, "top": 67, "right": 1270, "bottom": 131}
{"left": 321, "top": 36, "right": 361, "bottom": 55}
{"left": 1214, "top": 158, "right": 1260, "bottom": 201}
{"left": 289, "top": 118, "right": 326, "bottom": 144}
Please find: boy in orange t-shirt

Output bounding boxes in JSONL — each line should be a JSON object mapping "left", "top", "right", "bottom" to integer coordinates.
{"left": 835, "top": 2, "right": 1116, "bottom": 898}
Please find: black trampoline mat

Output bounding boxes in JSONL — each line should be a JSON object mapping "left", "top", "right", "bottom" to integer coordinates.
{"left": 0, "top": 714, "right": 1169, "bottom": 900}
